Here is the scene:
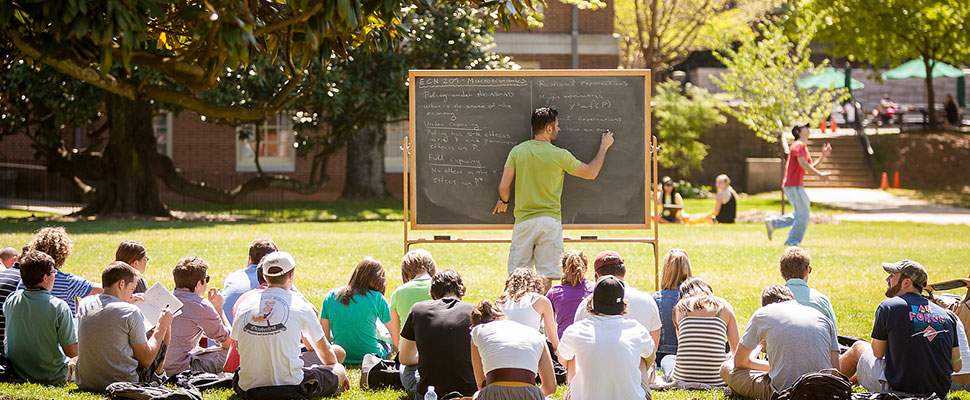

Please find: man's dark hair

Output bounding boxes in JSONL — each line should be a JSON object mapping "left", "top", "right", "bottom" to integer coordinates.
{"left": 531, "top": 107, "right": 558, "bottom": 135}
{"left": 102, "top": 261, "right": 138, "bottom": 288}
{"left": 430, "top": 269, "right": 466, "bottom": 299}
{"left": 173, "top": 257, "right": 209, "bottom": 290}
{"left": 596, "top": 262, "right": 626, "bottom": 278}
{"left": 20, "top": 250, "right": 54, "bottom": 288}
{"left": 248, "top": 237, "right": 277, "bottom": 265}
{"left": 761, "top": 284, "right": 795, "bottom": 306}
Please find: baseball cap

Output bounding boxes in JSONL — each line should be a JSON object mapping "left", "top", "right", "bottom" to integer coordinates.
{"left": 593, "top": 250, "right": 623, "bottom": 272}
{"left": 261, "top": 251, "right": 297, "bottom": 277}
{"left": 791, "top": 123, "right": 810, "bottom": 137}
{"left": 592, "top": 275, "right": 625, "bottom": 315}
{"left": 882, "top": 259, "right": 928, "bottom": 290}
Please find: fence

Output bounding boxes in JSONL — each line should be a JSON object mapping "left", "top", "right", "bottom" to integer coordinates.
{"left": 0, "top": 160, "right": 288, "bottom": 218}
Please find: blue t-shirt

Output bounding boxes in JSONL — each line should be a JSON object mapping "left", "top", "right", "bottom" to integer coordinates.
{"left": 653, "top": 289, "right": 680, "bottom": 355}
{"left": 222, "top": 265, "right": 260, "bottom": 323}
{"left": 320, "top": 288, "right": 391, "bottom": 364}
{"left": 872, "top": 292, "right": 958, "bottom": 398}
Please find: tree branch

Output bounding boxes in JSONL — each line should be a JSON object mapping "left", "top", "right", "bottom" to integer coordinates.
{"left": 254, "top": 2, "right": 325, "bottom": 37}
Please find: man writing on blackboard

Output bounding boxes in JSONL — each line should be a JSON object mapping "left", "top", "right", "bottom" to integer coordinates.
{"left": 492, "top": 107, "right": 614, "bottom": 288}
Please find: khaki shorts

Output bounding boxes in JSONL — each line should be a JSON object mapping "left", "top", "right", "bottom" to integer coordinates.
{"left": 508, "top": 216, "right": 563, "bottom": 279}
{"left": 856, "top": 346, "right": 890, "bottom": 393}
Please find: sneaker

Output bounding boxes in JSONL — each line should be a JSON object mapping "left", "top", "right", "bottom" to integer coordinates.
{"left": 765, "top": 218, "right": 775, "bottom": 241}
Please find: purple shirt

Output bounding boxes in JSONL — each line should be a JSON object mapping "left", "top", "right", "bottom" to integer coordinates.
{"left": 163, "top": 288, "right": 230, "bottom": 376}
{"left": 546, "top": 280, "right": 594, "bottom": 338}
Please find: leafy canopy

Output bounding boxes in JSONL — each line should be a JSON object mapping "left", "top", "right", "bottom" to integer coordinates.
{"left": 712, "top": 19, "right": 844, "bottom": 144}
{"left": 654, "top": 79, "right": 727, "bottom": 176}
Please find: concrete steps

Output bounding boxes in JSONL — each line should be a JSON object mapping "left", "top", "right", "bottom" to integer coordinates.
{"left": 802, "top": 136, "right": 876, "bottom": 188}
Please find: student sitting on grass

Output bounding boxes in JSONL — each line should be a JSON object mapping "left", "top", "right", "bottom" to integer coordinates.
{"left": 497, "top": 267, "right": 559, "bottom": 351}
{"left": 114, "top": 241, "right": 152, "bottom": 294}
{"left": 163, "top": 257, "right": 231, "bottom": 376}
{"left": 665, "top": 277, "right": 739, "bottom": 385}
{"left": 720, "top": 285, "right": 839, "bottom": 400}
{"left": 77, "top": 262, "right": 173, "bottom": 391}
{"left": 388, "top": 249, "right": 436, "bottom": 351}
{"left": 545, "top": 250, "right": 593, "bottom": 339}
{"left": 779, "top": 246, "right": 837, "bottom": 330}
{"left": 3, "top": 250, "right": 77, "bottom": 384}
{"left": 24, "top": 227, "right": 102, "bottom": 316}
{"left": 232, "top": 251, "right": 348, "bottom": 398}
{"left": 654, "top": 248, "right": 692, "bottom": 369}
{"left": 320, "top": 257, "right": 393, "bottom": 365}
{"left": 470, "top": 300, "right": 557, "bottom": 399}
{"left": 0, "top": 246, "right": 24, "bottom": 353}
{"left": 399, "top": 269, "right": 477, "bottom": 399}
{"left": 0, "top": 247, "right": 18, "bottom": 269}
{"left": 222, "top": 237, "right": 277, "bottom": 323}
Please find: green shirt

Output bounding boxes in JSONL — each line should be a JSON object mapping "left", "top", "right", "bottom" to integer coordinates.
{"left": 785, "top": 278, "right": 838, "bottom": 332}
{"left": 504, "top": 140, "right": 581, "bottom": 223}
{"left": 388, "top": 275, "right": 432, "bottom": 330}
{"left": 320, "top": 288, "right": 391, "bottom": 364}
{"left": 2, "top": 288, "right": 76, "bottom": 384}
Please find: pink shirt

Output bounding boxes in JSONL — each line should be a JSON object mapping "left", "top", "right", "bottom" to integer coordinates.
{"left": 783, "top": 140, "right": 811, "bottom": 187}
{"left": 164, "top": 288, "right": 230, "bottom": 376}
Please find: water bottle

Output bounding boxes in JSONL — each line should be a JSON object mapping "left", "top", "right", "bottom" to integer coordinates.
{"left": 424, "top": 385, "right": 438, "bottom": 400}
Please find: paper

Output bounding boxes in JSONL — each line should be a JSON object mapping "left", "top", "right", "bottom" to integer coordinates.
{"left": 135, "top": 282, "right": 183, "bottom": 330}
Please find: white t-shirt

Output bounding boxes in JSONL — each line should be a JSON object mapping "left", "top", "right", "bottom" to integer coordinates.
{"left": 498, "top": 292, "right": 543, "bottom": 331}
{"left": 559, "top": 315, "right": 653, "bottom": 400}
{"left": 471, "top": 319, "right": 546, "bottom": 374}
{"left": 574, "top": 281, "right": 662, "bottom": 332}
{"left": 231, "top": 286, "right": 326, "bottom": 391}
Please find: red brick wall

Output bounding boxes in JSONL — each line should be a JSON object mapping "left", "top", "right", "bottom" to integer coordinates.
{"left": 509, "top": 54, "right": 619, "bottom": 69}
{"left": 505, "top": 1, "right": 614, "bottom": 34}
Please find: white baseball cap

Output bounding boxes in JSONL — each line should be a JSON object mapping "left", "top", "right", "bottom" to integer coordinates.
{"left": 260, "top": 251, "right": 297, "bottom": 277}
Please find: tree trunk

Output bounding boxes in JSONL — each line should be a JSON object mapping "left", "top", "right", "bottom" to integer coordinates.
{"left": 79, "top": 94, "right": 171, "bottom": 217}
{"left": 924, "top": 59, "right": 937, "bottom": 130}
{"left": 340, "top": 122, "right": 390, "bottom": 200}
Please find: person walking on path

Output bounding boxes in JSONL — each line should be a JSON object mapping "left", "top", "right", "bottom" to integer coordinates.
{"left": 766, "top": 124, "right": 831, "bottom": 246}
{"left": 492, "top": 106, "right": 614, "bottom": 289}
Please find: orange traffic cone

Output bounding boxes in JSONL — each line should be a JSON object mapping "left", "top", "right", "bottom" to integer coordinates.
{"left": 880, "top": 172, "right": 889, "bottom": 190}
{"left": 893, "top": 171, "right": 900, "bottom": 188}
{"left": 830, "top": 118, "right": 837, "bottom": 132}
{"left": 820, "top": 119, "right": 827, "bottom": 133}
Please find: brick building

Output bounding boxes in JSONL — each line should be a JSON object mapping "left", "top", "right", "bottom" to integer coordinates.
{"left": 0, "top": 3, "right": 618, "bottom": 204}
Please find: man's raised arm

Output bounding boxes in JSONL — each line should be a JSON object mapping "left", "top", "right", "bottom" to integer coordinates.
{"left": 569, "top": 131, "right": 614, "bottom": 180}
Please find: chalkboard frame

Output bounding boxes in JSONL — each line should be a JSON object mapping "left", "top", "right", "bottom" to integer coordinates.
{"left": 407, "top": 69, "right": 653, "bottom": 230}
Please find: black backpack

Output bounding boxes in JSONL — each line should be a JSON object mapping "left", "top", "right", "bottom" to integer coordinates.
{"left": 772, "top": 369, "right": 852, "bottom": 400}
{"left": 106, "top": 382, "right": 203, "bottom": 400}
{"left": 168, "top": 370, "right": 235, "bottom": 391}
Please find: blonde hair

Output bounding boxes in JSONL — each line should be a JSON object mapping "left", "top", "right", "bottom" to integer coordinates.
{"left": 660, "top": 248, "right": 692, "bottom": 291}
{"left": 497, "top": 268, "right": 545, "bottom": 304}
{"left": 560, "top": 250, "right": 588, "bottom": 287}
{"left": 28, "top": 226, "right": 73, "bottom": 268}
{"left": 716, "top": 174, "right": 731, "bottom": 186}
{"left": 401, "top": 249, "right": 437, "bottom": 283}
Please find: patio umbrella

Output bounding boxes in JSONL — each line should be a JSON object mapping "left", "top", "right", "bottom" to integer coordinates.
{"left": 797, "top": 67, "right": 865, "bottom": 90}
{"left": 882, "top": 57, "right": 965, "bottom": 79}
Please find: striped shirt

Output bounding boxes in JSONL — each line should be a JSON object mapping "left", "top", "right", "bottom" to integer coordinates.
{"left": 672, "top": 315, "right": 728, "bottom": 385}
{"left": 0, "top": 264, "right": 22, "bottom": 351}
{"left": 18, "top": 267, "right": 94, "bottom": 317}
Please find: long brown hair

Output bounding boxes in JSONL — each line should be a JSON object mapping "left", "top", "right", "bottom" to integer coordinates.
{"left": 660, "top": 248, "right": 692, "bottom": 290}
{"left": 560, "top": 250, "right": 588, "bottom": 287}
{"left": 677, "top": 277, "right": 719, "bottom": 311}
{"left": 115, "top": 240, "right": 147, "bottom": 265}
{"left": 497, "top": 267, "right": 545, "bottom": 304}
{"left": 338, "top": 257, "right": 387, "bottom": 306}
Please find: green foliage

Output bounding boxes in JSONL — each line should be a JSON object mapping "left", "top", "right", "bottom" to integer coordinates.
{"left": 615, "top": 0, "right": 782, "bottom": 69}
{"left": 654, "top": 79, "right": 728, "bottom": 176}
{"left": 672, "top": 179, "right": 713, "bottom": 199}
{"left": 712, "top": 20, "right": 845, "bottom": 144}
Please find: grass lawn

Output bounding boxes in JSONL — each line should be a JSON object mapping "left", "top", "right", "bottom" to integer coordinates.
{"left": 0, "top": 209, "right": 968, "bottom": 399}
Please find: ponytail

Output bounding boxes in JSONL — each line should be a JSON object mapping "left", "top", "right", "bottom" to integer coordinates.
{"left": 560, "top": 250, "right": 588, "bottom": 287}
{"left": 470, "top": 300, "right": 505, "bottom": 327}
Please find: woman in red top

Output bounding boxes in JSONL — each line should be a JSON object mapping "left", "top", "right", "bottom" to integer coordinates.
{"left": 765, "top": 124, "right": 831, "bottom": 245}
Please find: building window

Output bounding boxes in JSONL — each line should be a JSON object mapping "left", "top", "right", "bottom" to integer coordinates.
{"left": 385, "top": 119, "right": 408, "bottom": 173}
{"left": 236, "top": 114, "right": 296, "bottom": 173}
{"left": 153, "top": 110, "right": 173, "bottom": 158}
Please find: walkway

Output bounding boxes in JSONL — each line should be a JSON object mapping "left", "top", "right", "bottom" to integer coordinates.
{"left": 804, "top": 188, "right": 970, "bottom": 225}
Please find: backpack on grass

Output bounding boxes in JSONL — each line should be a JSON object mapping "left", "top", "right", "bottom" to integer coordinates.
{"left": 106, "top": 382, "right": 203, "bottom": 400}
{"left": 771, "top": 369, "right": 851, "bottom": 400}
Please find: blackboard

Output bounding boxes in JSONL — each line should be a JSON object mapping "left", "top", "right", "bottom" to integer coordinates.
{"left": 408, "top": 70, "right": 652, "bottom": 229}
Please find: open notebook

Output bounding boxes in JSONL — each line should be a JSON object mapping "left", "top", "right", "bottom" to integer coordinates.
{"left": 136, "top": 282, "right": 184, "bottom": 330}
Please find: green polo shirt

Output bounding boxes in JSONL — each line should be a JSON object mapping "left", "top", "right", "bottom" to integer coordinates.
{"left": 504, "top": 140, "right": 581, "bottom": 223}
{"left": 2, "top": 288, "right": 76, "bottom": 384}
{"left": 785, "top": 278, "right": 838, "bottom": 332}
